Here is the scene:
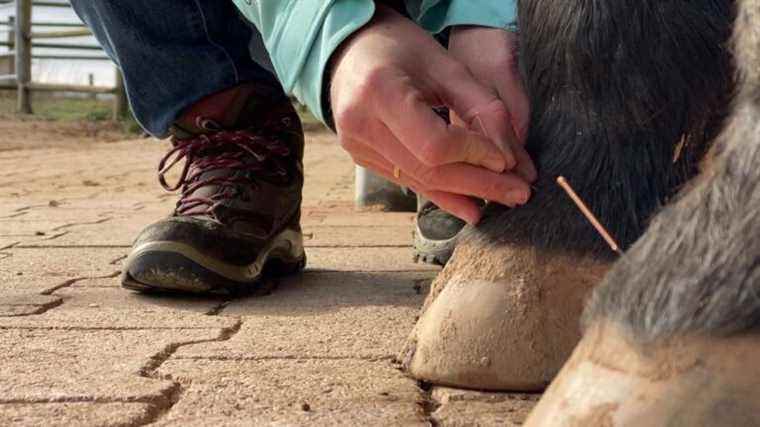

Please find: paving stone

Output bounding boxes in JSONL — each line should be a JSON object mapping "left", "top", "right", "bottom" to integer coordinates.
{"left": 0, "top": 220, "right": 76, "bottom": 237}
{"left": 173, "top": 272, "right": 432, "bottom": 360}
{"left": 8, "top": 245, "right": 436, "bottom": 275}
{"left": 0, "top": 402, "right": 153, "bottom": 427}
{"left": 430, "top": 387, "right": 540, "bottom": 427}
{"left": 0, "top": 294, "right": 61, "bottom": 317}
{"left": 0, "top": 207, "right": 123, "bottom": 223}
{"left": 228, "top": 271, "right": 433, "bottom": 312}
{"left": 0, "top": 127, "right": 506, "bottom": 424}
{"left": 305, "top": 247, "right": 438, "bottom": 272}
{"left": 24, "top": 219, "right": 414, "bottom": 248}
{"left": 0, "top": 284, "right": 235, "bottom": 329}
{"left": 0, "top": 247, "right": 127, "bottom": 294}
{"left": 303, "top": 225, "right": 412, "bottom": 247}
{"left": 304, "top": 211, "right": 414, "bottom": 227}
{"left": 0, "top": 328, "right": 218, "bottom": 402}
{"left": 56, "top": 198, "right": 168, "bottom": 213}
{"left": 0, "top": 203, "right": 42, "bottom": 218}
{"left": 19, "top": 216, "right": 150, "bottom": 247}
{"left": 0, "top": 238, "right": 18, "bottom": 249}
{"left": 155, "top": 359, "right": 426, "bottom": 426}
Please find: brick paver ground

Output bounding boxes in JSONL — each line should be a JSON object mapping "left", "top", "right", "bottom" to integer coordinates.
{"left": 0, "top": 127, "right": 536, "bottom": 426}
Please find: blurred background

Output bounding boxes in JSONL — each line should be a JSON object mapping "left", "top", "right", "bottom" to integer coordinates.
{"left": 0, "top": 0, "right": 138, "bottom": 132}
{"left": 0, "top": 1, "right": 115, "bottom": 87}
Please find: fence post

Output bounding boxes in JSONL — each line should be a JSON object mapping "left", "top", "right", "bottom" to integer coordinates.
{"left": 15, "top": 0, "right": 32, "bottom": 114}
{"left": 87, "top": 73, "right": 96, "bottom": 100}
{"left": 113, "top": 67, "right": 128, "bottom": 120}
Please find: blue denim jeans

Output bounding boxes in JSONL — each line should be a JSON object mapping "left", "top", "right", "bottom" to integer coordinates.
{"left": 70, "top": 0, "right": 281, "bottom": 138}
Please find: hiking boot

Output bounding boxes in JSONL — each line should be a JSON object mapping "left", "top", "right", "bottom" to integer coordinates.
{"left": 121, "top": 84, "right": 306, "bottom": 294}
{"left": 413, "top": 198, "right": 466, "bottom": 266}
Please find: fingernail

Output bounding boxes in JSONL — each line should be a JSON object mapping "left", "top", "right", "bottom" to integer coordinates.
{"left": 517, "top": 162, "right": 538, "bottom": 182}
{"left": 486, "top": 157, "right": 507, "bottom": 173}
{"left": 464, "top": 210, "right": 482, "bottom": 225}
{"left": 507, "top": 190, "right": 530, "bottom": 205}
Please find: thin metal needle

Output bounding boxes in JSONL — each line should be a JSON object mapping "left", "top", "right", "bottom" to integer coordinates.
{"left": 557, "top": 176, "right": 622, "bottom": 255}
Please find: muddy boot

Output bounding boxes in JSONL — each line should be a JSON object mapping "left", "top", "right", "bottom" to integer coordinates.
{"left": 413, "top": 198, "right": 466, "bottom": 266}
{"left": 122, "top": 83, "right": 305, "bottom": 294}
{"left": 401, "top": 230, "right": 612, "bottom": 390}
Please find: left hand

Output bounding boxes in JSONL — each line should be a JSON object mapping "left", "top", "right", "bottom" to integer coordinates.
{"left": 449, "top": 26, "right": 536, "bottom": 182}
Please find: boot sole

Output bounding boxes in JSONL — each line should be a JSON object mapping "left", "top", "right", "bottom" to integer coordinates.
{"left": 121, "top": 228, "right": 305, "bottom": 295}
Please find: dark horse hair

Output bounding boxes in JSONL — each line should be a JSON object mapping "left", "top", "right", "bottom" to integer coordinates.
{"left": 467, "top": 0, "right": 735, "bottom": 260}
{"left": 586, "top": 0, "right": 760, "bottom": 342}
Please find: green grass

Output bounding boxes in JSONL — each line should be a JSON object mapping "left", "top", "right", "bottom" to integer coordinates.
{"left": 0, "top": 90, "right": 327, "bottom": 135}
{"left": 0, "top": 90, "right": 142, "bottom": 135}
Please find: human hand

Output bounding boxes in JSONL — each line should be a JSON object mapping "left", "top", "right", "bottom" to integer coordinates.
{"left": 448, "top": 25, "right": 535, "bottom": 181}
{"left": 329, "top": 6, "right": 534, "bottom": 224}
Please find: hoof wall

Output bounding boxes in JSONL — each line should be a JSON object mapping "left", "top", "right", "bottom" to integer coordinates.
{"left": 401, "top": 244, "right": 609, "bottom": 391}
{"left": 526, "top": 322, "right": 760, "bottom": 426}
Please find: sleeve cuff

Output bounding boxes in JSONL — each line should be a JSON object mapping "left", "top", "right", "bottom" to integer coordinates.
{"left": 290, "top": 0, "right": 375, "bottom": 125}
{"left": 415, "top": 0, "right": 517, "bottom": 34}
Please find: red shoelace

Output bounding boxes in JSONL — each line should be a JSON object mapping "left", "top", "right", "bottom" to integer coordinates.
{"left": 158, "top": 118, "right": 292, "bottom": 217}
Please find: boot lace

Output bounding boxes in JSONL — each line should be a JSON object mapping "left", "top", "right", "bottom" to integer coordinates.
{"left": 158, "top": 117, "right": 292, "bottom": 217}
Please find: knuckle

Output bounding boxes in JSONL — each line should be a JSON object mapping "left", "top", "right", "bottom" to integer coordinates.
{"left": 446, "top": 61, "right": 471, "bottom": 82}
{"left": 358, "top": 65, "right": 397, "bottom": 102}
{"left": 333, "top": 104, "right": 365, "bottom": 136}
{"left": 398, "top": 88, "right": 426, "bottom": 114}
{"left": 363, "top": 66, "right": 389, "bottom": 90}
{"left": 417, "top": 136, "right": 449, "bottom": 166}
{"left": 495, "top": 48, "right": 518, "bottom": 70}
{"left": 415, "top": 166, "right": 441, "bottom": 188}
{"left": 418, "top": 143, "right": 444, "bottom": 166}
{"left": 485, "top": 179, "right": 506, "bottom": 198}
{"left": 339, "top": 136, "right": 357, "bottom": 152}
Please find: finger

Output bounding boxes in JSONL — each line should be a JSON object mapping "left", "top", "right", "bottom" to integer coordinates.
{"left": 421, "top": 190, "right": 483, "bottom": 225}
{"left": 347, "top": 140, "right": 483, "bottom": 223}
{"left": 452, "top": 109, "right": 537, "bottom": 183}
{"left": 498, "top": 77, "right": 531, "bottom": 144}
{"left": 379, "top": 84, "right": 511, "bottom": 173}
{"left": 513, "top": 143, "right": 538, "bottom": 183}
{"left": 368, "top": 122, "right": 532, "bottom": 206}
{"left": 471, "top": 108, "right": 537, "bottom": 183}
{"left": 431, "top": 62, "right": 522, "bottom": 168}
{"left": 424, "top": 163, "right": 531, "bottom": 207}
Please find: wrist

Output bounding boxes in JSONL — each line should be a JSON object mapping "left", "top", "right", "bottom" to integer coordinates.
{"left": 324, "top": 4, "right": 401, "bottom": 129}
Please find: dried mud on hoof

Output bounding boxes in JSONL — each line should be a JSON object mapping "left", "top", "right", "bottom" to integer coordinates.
{"left": 525, "top": 322, "right": 760, "bottom": 426}
{"left": 399, "top": 241, "right": 610, "bottom": 391}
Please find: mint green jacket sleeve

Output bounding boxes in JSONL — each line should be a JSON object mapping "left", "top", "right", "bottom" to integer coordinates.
{"left": 232, "top": 1, "right": 517, "bottom": 126}
{"left": 232, "top": 0, "right": 376, "bottom": 124}
{"left": 406, "top": 0, "right": 518, "bottom": 33}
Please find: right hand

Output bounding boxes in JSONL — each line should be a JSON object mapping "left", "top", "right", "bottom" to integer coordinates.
{"left": 329, "top": 5, "right": 535, "bottom": 224}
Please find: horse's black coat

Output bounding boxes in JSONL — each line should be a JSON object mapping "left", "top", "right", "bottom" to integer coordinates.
{"left": 469, "top": 0, "right": 735, "bottom": 258}
{"left": 586, "top": 0, "right": 760, "bottom": 342}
